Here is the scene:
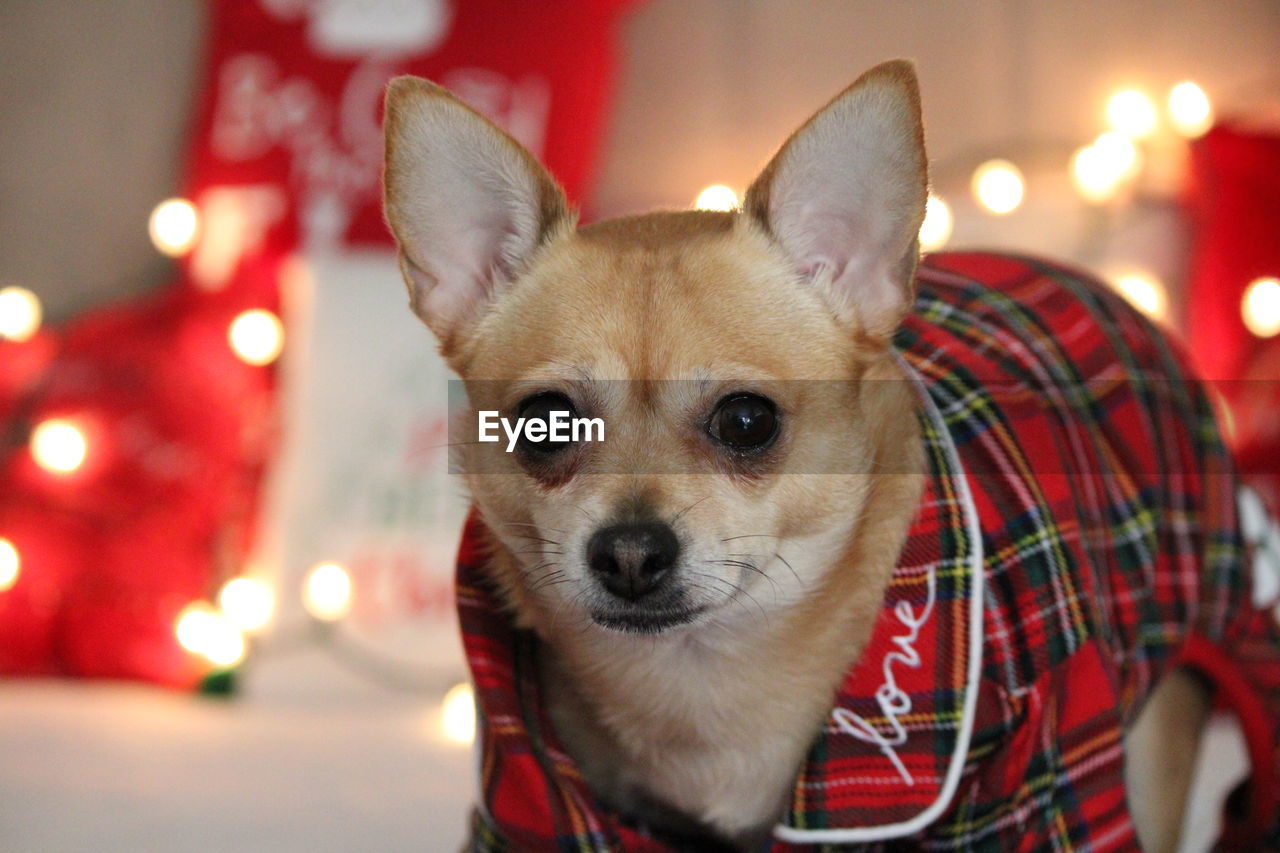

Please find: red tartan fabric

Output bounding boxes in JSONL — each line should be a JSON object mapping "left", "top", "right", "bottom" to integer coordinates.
{"left": 456, "top": 252, "right": 1280, "bottom": 851}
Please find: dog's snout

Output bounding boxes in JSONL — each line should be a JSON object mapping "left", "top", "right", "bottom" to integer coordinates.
{"left": 587, "top": 521, "right": 679, "bottom": 601}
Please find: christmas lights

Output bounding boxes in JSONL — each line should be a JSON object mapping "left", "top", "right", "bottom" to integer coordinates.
{"left": 0, "top": 286, "right": 42, "bottom": 342}
{"left": 1243, "top": 278, "right": 1280, "bottom": 340}
{"left": 148, "top": 198, "right": 201, "bottom": 257}
{"left": 30, "top": 419, "right": 88, "bottom": 475}
{"left": 303, "top": 562, "right": 353, "bottom": 622}
{"left": 0, "top": 538, "right": 18, "bottom": 592}
{"left": 228, "top": 309, "right": 285, "bottom": 366}
{"left": 971, "top": 159, "right": 1024, "bottom": 215}
{"left": 919, "top": 195, "right": 953, "bottom": 251}
{"left": 693, "top": 184, "right": 739, "bottom": 212}
{"left": 1108, "top": 270, "right": 1169, "bottom": 323}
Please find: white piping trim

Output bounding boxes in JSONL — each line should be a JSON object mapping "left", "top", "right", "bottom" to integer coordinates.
{"left": 773, "top": 359, "right": 986, "bottom": 844}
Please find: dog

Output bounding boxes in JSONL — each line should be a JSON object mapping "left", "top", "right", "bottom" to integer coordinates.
{"left": 383, "top": 61, "right": 1280, "bottom": 851}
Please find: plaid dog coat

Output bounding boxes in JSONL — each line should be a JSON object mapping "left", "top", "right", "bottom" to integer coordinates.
{"left": 456, "top": 252, "right": 1280, "bottom": 851}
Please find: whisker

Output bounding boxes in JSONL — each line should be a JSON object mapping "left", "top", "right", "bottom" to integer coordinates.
{"left": 530, "top": 570, "right": 568, "bottom": 594}
{"left": 717, "top": 534, "right": 805, "bottom": 588}
{"left": 514, "top": 545, "right": 564, "bottom": 556}
{"left": 712, "top": 557, "right": 761, "bottom": 571}
{"left": 551, "top": 587, "right": 593, "bottom": 632}
{"left": 692, "top": 570, "right": 768, "bottom": 624}
{"left": 717, "top": 552, "right": 801, "bottom": 590}
{"left": 524, "top": 560, "right": 560, "bottom": 580}
{"left": 507, "top": 533, "right": 562, "bottom": 546}
{"left": 706, "top": 558, "right": 781, "bottom": 598}
{"left": 774, "top": 551, "right": 802, "bottom": 586}
{"left": 671, "top": 496, "right": 711, "bottom": 525}
{"left": 679, "top": 581, "right": 746, "bottom": 640}
{"left": 502, "top": 522, "right": 566, "bottom": 534}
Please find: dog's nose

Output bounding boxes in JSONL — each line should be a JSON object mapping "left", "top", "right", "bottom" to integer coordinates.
{"left": 586, "top": 521, "right": 679, "bottom": 601}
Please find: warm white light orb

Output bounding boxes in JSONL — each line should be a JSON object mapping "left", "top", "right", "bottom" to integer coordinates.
{"left": 1071, "top": 146, "right": 1112, "bottom": 203}
{"left": 1094, "top": 132, "right": 1141, "bottom": 177}
{"left": 175, "top": 604, "right": 215, "bottom": 656}
{"left": 441, "top": 682, "right": 477, "bottom": 745}
{"left": 202, "top": 619, "right": 248, "bottom": 667}
{"left": 1243, "top": 277, "right": 1280, "bottom": 339}
{"left": 919, "top": 195, "right": 953, "bottom": 251}
{"left": 0, "top": 286, "right": 42, "bottom": 343}
{"left": 971, "top": 160, "right": 1024, "bottom": 215}
{"left": 0, "top": 538, "right": 19, "bottom": 593}
{"left": 303, "top": 562, "right": 353, "bottom": 621}
{"left": 175, "top": 602, "right": 248, "bottom": 668}
{"left": 31, "top": 419, "right": 88, "bottom": 474}
{"left": 1168, "top": 81, "right": 1213, "bottom": 138}
{"left": 149, "top": 198, "right": 201, "bottom": 257}
{"left": 1106, "top": 89, "right": 1159, "bottom": 139}
{"left": 1112, "top": 271, "right": 1168, "bottom": 322}
{"left": 694, "top": 184, "right": 739, "bottom": 212}
{"left": 228, "top": 309, "right": 284, "bottom": 366}
{"left": 1071, "top": 133, "right": 1140, "bottom": 203}
{"left": 218, "top": 577, "right": 275, "bottom": 633}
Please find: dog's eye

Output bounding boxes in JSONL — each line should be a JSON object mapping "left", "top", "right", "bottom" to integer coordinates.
{"left": 516, "top": 392, "right": 577, "bottom": 455}
{"left": 709, "top": 394, "right": 779, "bottom": 451}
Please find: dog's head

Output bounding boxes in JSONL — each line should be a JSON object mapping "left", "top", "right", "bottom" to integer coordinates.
{"left": 383, "top": 61, "right": 926, "bottom": 639}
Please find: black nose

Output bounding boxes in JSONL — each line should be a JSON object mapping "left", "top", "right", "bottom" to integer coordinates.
{"left": 586, "top": 521, "right": 680, "bottom": 601}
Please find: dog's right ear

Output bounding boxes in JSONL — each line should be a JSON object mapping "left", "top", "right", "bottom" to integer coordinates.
{"left": 383, "top": 76, "right": 571, "bottom": 353}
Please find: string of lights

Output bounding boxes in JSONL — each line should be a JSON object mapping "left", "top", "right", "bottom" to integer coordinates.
{"left": 2, "top": 76, "right": 1277, "bottom": 756}
{"left": 1, "top": 186, "right": 479, "bottom": 745}
{"left": 691, "top": 79, "right": 1280, "bottom": 339}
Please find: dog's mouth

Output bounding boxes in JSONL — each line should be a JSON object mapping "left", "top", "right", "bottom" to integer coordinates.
{"left": 589, "top": 604, "right": 707, "bottom": 635}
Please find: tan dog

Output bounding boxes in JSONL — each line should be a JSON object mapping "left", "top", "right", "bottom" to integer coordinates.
{"left": 384, "top": 62, "right": 1206, "bottom": 851}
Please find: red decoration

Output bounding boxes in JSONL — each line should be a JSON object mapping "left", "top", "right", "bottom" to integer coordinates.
{"left": 1184, "top": 124, "right": 1280, "bottom": 501}
{"left": 0, "top": 503, "right": 89, "bottom": 675}
{"left": 0, "top": 0, "right": 634, "bottom": 687}
{"left": 179, "top": 0, "right": 635, "bottom": 289}
{"left": 1185, "top": 125, "right": 1280, "bottom": 381}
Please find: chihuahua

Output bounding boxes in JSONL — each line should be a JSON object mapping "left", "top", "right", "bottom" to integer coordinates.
{"left": 383, "top": 61, "right": 1254, "bottom": 852}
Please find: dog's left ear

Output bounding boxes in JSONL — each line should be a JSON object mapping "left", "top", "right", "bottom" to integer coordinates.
{"left": 744, "top": 60, "right": 927, "bottom": 341}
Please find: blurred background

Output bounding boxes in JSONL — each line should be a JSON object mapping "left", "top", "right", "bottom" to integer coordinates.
{"left": 1, "top": 1, "right": 1278, "bottom": 851}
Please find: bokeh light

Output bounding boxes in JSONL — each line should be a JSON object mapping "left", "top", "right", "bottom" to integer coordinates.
{"left": 1071, "top": 133, "right": 1140, "bottom": 203}
{"left": 1106, "top": 89, "right": 1159, "bottom": 139}
{"left": 218, "top": 577, "right": 275, "bottom": 634}
{"left": 694, "top": 184, "right": 739, "bottom": 212}
{"left": 919, "top": 195, "right": 953, "bottom": 251}
{"left": 971, "top": 160, "right": 1024, "bottom": 215}
{"left": 303, "top": 562, "right": 353, "bottom": 622}
{"left": 441, "top": 682, "right": 477, "bottom": 745}
{"left": 1168, "top": 81, "right": 1213, "bottom": 138}
{"left": 149, "top": 198, "right": 201, "bottom": 257}
{"left": 0, "top": 538, "right": 19, "bottom": 593}
{"left": 1242, "top": 277, "right": 1280, "bottom": 339}
{"left": 175, "top": 602, "right": 248, "bottom": 668}
{"left": 31, "top": 419, "right": 88, "bottom": 475}
{"left": 1111, "top": 270, "right": 1168, "bottom": 322}
{"left": 0, "top": 286, "right": 42, "bottom": 342}
{"left": 228, "top": 309, "right": 284, "bottom": 366}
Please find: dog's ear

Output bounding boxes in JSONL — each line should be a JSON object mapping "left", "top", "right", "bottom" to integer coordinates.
{"left": 744, "top": 60, "right": 927, "bottom": 341}
{"left": 383, "top": 76, "right": 572, "bottom": 353}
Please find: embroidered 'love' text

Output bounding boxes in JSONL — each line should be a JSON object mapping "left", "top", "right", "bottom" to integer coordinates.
{"left": 831, "top": 567, "right": 938, "bottom": 786}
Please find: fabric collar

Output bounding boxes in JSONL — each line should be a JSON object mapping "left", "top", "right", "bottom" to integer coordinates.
{"left": 456, "top": 351, "right": 984, "bottom": 849}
